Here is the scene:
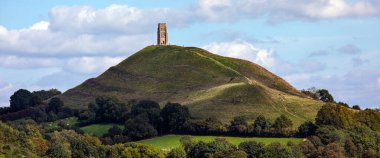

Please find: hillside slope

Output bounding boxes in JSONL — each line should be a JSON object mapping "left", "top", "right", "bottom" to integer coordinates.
{"left": 59, "top": 45, "right": 323, "bottom": 126}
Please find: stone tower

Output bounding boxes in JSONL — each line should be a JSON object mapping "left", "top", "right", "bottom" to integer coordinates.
{"left": 157, "top": 23, "right": 168, "bottom": 45}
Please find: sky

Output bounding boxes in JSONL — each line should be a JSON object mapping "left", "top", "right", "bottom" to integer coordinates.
{"left": 0, "top": 0, "right": 380, "bottom": 108}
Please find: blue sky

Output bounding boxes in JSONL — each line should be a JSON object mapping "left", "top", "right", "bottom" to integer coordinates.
{"left": 1, "top": 0, "right": 380, "bottom": 108}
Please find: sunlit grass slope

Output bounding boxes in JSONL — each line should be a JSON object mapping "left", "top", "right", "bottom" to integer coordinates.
{"left": 60, "top": 45, "right": 323, "bottom": 127}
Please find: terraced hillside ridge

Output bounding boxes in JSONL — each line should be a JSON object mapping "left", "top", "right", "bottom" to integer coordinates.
{"left": 59, "top": 45, "right": 324, "bottom": 126}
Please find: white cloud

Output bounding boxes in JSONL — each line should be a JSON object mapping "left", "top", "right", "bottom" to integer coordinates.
{"left": 66, "top": 56, "right": 125, "bottom": 74}
{"left": 29, "top": 21, "right": 50, "bottom": 30}
{"left": 0, "top": 55, "right": 61, "bottom": 69}
{"left": 49, "top": 4, "right": 193, "bottom": 34}
{"left": 284, "top": 73, "right": 312, "bottom": 84}
{"left": 196, "top": 0, "right": 380, "bottom": 22}
{"left": 377, "top": 78, "right": 380, "bottom": 86}
{"left": 202, "top": 40, "right": 276, "bottom": 68}
{"left": 0, "top": 80, "right": 14, "bottom": 107}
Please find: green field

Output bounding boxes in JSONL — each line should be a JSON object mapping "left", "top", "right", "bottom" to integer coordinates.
{"left": 42, "top": 117, "right": 78, "bottom": 131}
{"left": 80, "top": 124, "right": 124, "bottom": 137}
{"left": 137, "top": 135, "right": 303, "bottom": 150}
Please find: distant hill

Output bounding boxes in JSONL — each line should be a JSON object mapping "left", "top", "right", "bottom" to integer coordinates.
{"left": 59, "top": 45, "right": 323, "bottom": 126}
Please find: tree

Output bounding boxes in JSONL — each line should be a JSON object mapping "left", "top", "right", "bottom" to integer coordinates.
{"left": 47, "top": 97, "right": 64, "bottom": 113}
{"left": 315, "top": 104, "right": 356, "bottom": 129}
{"left": 10, "top": 89, "right": 34, "bottom": 111}
{"left": 131, "top": 100, "right": 161, "bottom": 129}
{"left": 352, "top": 105, "right": 361, "bottom": 110}
{"left": 88, "top": 96, "right": 128, "bottom": 123}
{"left": 46, "top": 141, "right": 71, "bottom": 158}
{"left": 263, "top": 142, "right": 292, "bottom": 158}
{"left": 187, "top": 141, "right": 210, "bottom": 158}
{"left": 33, "top": 89, "right": 61, "bottom": 100}
{"left": 322, "top": 143, "right": 344, "bottom": 158}
{"left": 273, "top": 115, "right": 293, "bottom": 135}
{"left": 299, "top": 139, "right": 319, "bottom": 158}
{"left": 124, "top": 117, "right": 158, "bottom": 140}
{"left": 107, "top": 125, "right": 123, "bottom": 137}
{"left": 315, "top": 126, "right": 342, "bottom": 145}
{"left": 229, "top": 116, "right": 248, "bottom": 134}
{"left": 188, "top": 138, "right": 238, "bottom": 158}
{"left": 253, "top": 115, "right": 272, "bottom": 135}
{"left": 122, "top": 143, "right": 164, "bottom": 158}
{"left": 344, "top": 138, "right": 358, "bottom": 158}
{"left": 167, "top": 147, "right": 186, "bottom": 158}
{"left": 316, "top": 89, "right": 334, "bottom": 102}
{"left": 161, "top": 102, "right": 190, "bottom": 133}
{"left": 297, "top": 121, "right": 317, "bottom": 137}
{"left": 238, "top": 141, "right": 265, "bottom": 158}
{"left": 180, "top": 136, "right": 197, "bottom": 154}
{"left": 204, "top": 117, "right": 227, "bottom": 134}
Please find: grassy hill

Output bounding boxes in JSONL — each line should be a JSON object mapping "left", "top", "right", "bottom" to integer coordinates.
{"left": 59, "top": 45, "right": 324, "bottom": 126}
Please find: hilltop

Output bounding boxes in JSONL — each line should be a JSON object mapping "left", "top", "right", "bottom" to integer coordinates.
{"left": 59, "top": 45, "right": 323, "bottom": 126}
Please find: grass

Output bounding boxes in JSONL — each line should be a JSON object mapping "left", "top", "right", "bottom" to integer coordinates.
{"left": 42, "top": 117, "right": 78, "bottom": 131}
{"left": 137, "top": 135, "right": 303, "bottom": 150}
{"left": 80, "top": 123, "right": 124, "bottom": 137}
{"left": 60, "top": 45, "right": 323, "bottom": 126}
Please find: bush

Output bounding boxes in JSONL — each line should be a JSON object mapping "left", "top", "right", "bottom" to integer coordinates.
{"left": 238, "top": 140, "right": 265, "bottom": 158}
{"left": 167, "top": 147, "right": 186, "bottom": 158}
{"left": 122, "top": 143, "right": 164, "bottom": 158}
{"left": 161, "top": 102, "right": 190, "bottom": 133}
{"left": 297, "top": 121, "right": 317, "bottom": 137}
{"left": 124, "top": 117, "right": 158, "bottom": 140}
{"left": 263, "top": 142, "right": 292, "bottom": 158}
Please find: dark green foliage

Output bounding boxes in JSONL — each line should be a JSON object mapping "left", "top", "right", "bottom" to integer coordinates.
{"left": 203, "top": 117, "right": 227, "bottom": 134}
{"left": 253, "top": 115, "right": 272, "bottom": 135}
{"left": 187, "top": 141, "right": 210, "bottom": 158}
{"left": 356, "top": 109, "right": 380, "bottom": 131}
{"left": 47, "top": 97, "right": 64, "bottom": 113}
{"left": 337, "top": 102, "right": 349, "bottom": 108}
{"left": 238, "top": 140, "right": 265, "bottom": 158}
{"left": 46, "top": 141, "right": 71, "bottom": 158}
{"left": 273, "top": 114, "right": 293, "bottom": 135}
{"left": 297, "top": 121, "right": 318, "bottom": 137}
{"left": 287, "top": 141, "right": 305, "bottom": 158}
{"left": 187, "top": 138, "right": 238, "bottom": 158}
{"left": 229, "top": 116, "right": 249, "bottom": 134}
{"left": 124, "top": 117, "right": 158, "bottom": 140}
{"left": 167, "top": 147, "right": 186, "bottom": 158}
{"left": 180, "top": 136, "right": 197, "bottom": 153}
{"left": 33, "top": 89, "right": 61, "bottom": 100}
{"left": 30, "top": 107, "right": 48, "bottom": 122}
{"left": 107, "top": 125, "right": 123, "bottom": 137}
{"left": 88, "top": 96, "right": 128, "bottom": 123}
{"left": 10, "top": 89, "right": 35, "bottom": 111}
{"left": 263, "top": 142, "right": 292, "bottom": 158}
{"left": 131, "top": 100, "right": 161, "bottom": 129}
{"left": 182, "top": 118, "right": 227, "bottom": 135}
{"left": 315, "top": 126, "right": 344, "bottom": 145}
{"left": 122, "top": 143, "right": 165, "bottom": 158}
{"left": 344, "top": 138, "right": 358, "bottom": 158}
{"left": 317, "top": 89, "right": 334, "bottom": 102}
{"left": 161, "top": 102, "right": 190, "bottom": 133}
{"left": 352, "top": 105, "right": 361, "bottom": 110}
{"left": 348, "top": 125, "right": 380, "bottom": 155}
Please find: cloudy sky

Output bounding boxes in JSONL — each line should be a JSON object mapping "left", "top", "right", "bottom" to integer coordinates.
{"left": 1, "top": 0, "right": 379, "bottom": 108}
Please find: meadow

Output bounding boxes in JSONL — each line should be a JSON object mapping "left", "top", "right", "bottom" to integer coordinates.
{"left": 80, "top": 124, "right": 124, "bottom": 137}
{"left": 137, "top": 135, "right": 303, "bottom": 150}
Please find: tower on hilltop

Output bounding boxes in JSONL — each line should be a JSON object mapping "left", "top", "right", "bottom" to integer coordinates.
{"left": 157, "top": 23, "right": 168, "bottom": 45}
